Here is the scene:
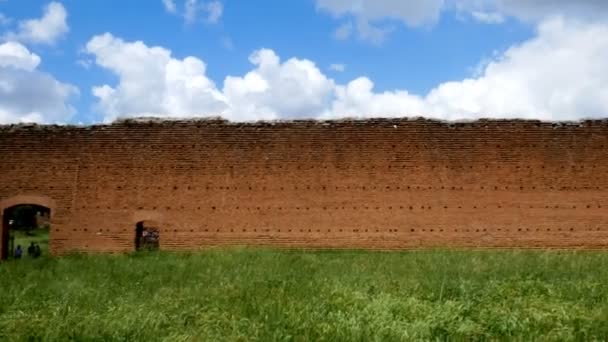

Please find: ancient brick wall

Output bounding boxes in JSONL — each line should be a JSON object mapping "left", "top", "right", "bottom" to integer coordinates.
{"left": 1, "top": 118, "right": 608, "bottom": 257}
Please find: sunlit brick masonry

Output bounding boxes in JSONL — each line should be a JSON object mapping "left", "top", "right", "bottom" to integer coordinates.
{"left": 2, "top": 117, "right": 608, "bottom": 258}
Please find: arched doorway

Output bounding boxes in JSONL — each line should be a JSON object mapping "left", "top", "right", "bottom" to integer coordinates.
{"left": 135, "top": 220, "right": 160, "bottom": 251}
{"left": 1, "top": 195, "right": 55, "bottom": 261}
{"left": 1, "top": 204, "right": 50, "bottom": 260}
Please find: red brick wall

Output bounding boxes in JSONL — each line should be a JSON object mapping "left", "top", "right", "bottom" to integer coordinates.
{"left": 1, "top": 118, "right": 608, "bottom": 256}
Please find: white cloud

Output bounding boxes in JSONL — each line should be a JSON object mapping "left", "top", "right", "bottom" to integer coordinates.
{"left": 317, "top": 0, "right": 445, "bottom": 41}
{"left": 317, "top": 0, "right": 608, "bottom": 41}
{"left": 422, "top": 18, "right": 608, "bottom": 121}
{"left": 162, "top": 0, "right": 177, "bottom": 13}
{"left": 85, "top": 34, "right": 335, "bottom": 122}
{"left": 85, "top": 18, "right": 608, "bottom": 123}
{"left": 223, "top": 49, "right": 335, "bottom": 120}
{"left": 0, "top": 41, "right": 77, "bottom": 124}
{"left": 329, "top": 63, "right": 345, "bottom": 72}
{"left": 478, "top": 0, "right": 608, "bottom": 22}
{"left": 470, "top": 11, "right": 504, "bottom": 24}
{"left": 4, "top": 2, "right": 68, "bottom": 45}
{"left": 325, "top": 77, "right": 427, "bottom": 119}
{"left": 317, "top": 0, "right": 445, "bottom": 26}
{"left": 162, "top": 0, "right": 223, "bottom": 24}
{"left": 205, "top": 1, "right": 223, "bottom": 24}
{"left": 0, "top": 41, "right": 41, "bottom": 71}
{"left": 85, "top": 33, "right": 227, "bottom": 123}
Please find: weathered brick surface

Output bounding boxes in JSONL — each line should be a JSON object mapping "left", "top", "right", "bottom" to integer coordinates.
{"left": 1, "top": 118, "right": 608, "bottom": 257}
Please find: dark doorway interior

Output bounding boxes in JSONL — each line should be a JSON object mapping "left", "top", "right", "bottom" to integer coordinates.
{"left": 1, "top": 204, "right": 50, "bottom": 260}
{"left": 135, "top": 221, "right": 160, "bottom": 251}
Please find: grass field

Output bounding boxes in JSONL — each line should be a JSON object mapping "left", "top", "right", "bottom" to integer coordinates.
{"left": 1, "top": 249, "right": 608, "bottom": 341}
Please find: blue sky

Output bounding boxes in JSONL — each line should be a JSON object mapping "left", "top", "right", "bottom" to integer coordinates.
{"left": 0, "top": 1, "right": 607, "bottom": 124}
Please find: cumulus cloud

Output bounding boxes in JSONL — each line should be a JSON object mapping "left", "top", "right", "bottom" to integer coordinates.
{"left": 0, "top": 41, "right": 78, "bottom": 123}
{"left": 328, "top": 17, "right": 608, "bottom": 121}
{"left": 162, "top": 0, "right": 223, "bottom": 24}
{"left": 468, "top": 0, "right": 608, "bottom": 23}
{"left": 85, "top": 33, "right": 227, "bottom": 123}
{"left": 223, "top": 49, "right": 335, "bottom": 120}
{"left": 85, "top": 17, "right": 608, "bottom": 123}
{"left": 470, "top": 11, "right": 505, "bottom": 24}
{"left": 85, "top": 34, "right": 335, "bottom": 122}
{"left": 0, "top": 41, "right": 41, "bottom": 71}
{"left": 422, "top": 18, "right": 608, "bottom": 121}
{"left": 317, "top": 0, "right": 445, "bottom": 26}
{"left": 317, "top": 0, "right": 444, "bottom": 42}
{"left": 325, "top": 77, "right": 427, "bottom": 119}
{"left": 4, "top": 2, "right": 68, "bottom": 45}
{"left": 317, "top": 0, "right": 608, "bottom": 41}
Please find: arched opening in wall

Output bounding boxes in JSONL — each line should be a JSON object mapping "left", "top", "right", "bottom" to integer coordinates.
{"left": 135, "top": 220, "right": 160, "bottom": 251}
{"left": 1, "top": 204, "right": 50, "bottom": 260}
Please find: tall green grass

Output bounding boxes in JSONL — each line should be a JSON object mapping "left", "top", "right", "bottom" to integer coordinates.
{"left": 1, "top": 249, "right": 608, "bottom": 341}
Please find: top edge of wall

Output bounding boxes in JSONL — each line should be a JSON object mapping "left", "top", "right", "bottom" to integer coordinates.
{"left": 1, "top": 115, "right": 608, "bottom": 132}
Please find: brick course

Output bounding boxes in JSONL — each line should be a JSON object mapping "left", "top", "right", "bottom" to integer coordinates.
{"left": 1, "top": 118, "right": 608, "bottom": 257}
